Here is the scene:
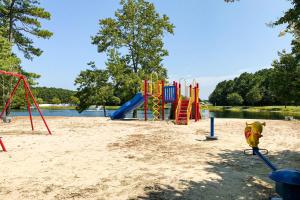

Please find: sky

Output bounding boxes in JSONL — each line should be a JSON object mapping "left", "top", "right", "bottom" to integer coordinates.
{"left": 18, "top": 0, "right": 293, "bottom": 99}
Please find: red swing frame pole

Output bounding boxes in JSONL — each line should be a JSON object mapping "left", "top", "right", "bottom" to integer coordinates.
{"left": 0, "top": 70, "right": 52, "bottom": 135}
{"left": 24, "top": 79, "right": 34, "bottom": 131}
{"left": 23, "top": 79, "right": 52, "bottom": 135}
{"left": 0, "top": 78, "right": 22, "bottom": 118}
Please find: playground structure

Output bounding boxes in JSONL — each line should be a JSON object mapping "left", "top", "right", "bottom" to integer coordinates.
{"left": 0, "top": 70, "right": 52, "bottom": 135}
{"left": 110, "top": 76, "right": 201, "bottom": 125}
{"left": 244, "top": 122, "right": 300, "bottom": 200}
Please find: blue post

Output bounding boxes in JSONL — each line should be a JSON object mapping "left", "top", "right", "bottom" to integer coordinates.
{"left": 206, "top": 116, "right": 218, "bottom": 140}
{"left": 253, "top": 148, "right": 277, "bottom": 171}
{"left": 210, "top": 117, "right": 214, "bottom": 137}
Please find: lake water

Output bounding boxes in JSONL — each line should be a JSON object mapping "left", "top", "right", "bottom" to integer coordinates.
{"left": 9, "top": 109, "right": 299, "bottom": 120}
{"left": 212, "top": 110, "right": 299, "bottom": 120}
{"left": 10, "top": 109, "right": 166, "bottom": 119}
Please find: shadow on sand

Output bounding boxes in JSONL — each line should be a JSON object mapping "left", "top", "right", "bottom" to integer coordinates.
{"left": 133, "top": 149, "right": 300, "bottom": 200}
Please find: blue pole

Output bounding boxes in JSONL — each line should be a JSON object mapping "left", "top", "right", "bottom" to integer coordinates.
{"left": 210, "top": 117, "right": 214, "bottom": 137}
{"left": 253, "top": 148, "right": 277, "bottom": 171}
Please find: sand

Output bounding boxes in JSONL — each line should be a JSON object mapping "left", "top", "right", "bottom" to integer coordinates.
{"left": 0, "top": 117, "right": 300, "bottom": 200}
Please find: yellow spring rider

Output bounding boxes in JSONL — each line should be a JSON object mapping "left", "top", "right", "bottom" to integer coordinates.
{"left": 244, "top": 121, "right": 266, "bottom": 148}
{"left": 244, "top": 121, "right": 268, "bottom": 155}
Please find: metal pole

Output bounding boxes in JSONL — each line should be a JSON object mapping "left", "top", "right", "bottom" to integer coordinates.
{"left": 23, "top": 79, "right": 52, "bottom": 135}
{"left": 161, "top": 80, "right": 165, "bottom": 120}
{"left": 24, "top": 79, "right": 34, "bottom": 131}
{"left": 144, "top": 80, "right": 148, "bottom": 121}
{"left": 206, "top": 116, "right": 218, "bottom": 140}
{"left": 253, "top": 148, "right": 277, "bottom": 171}
{"left": 194, "top": 85, "right": 197, "bottom": 121}
{"left": 210, "top": 117, "right": 214, "bottom": 137}
{"left": 0, "top": 78, "right": 22, "bottom": 118}
{"left": 197, "top": 83, "right": 201, "bottom": 120}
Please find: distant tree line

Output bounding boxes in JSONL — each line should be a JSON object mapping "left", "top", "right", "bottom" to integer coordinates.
{"left": 209, "top": 52, "right": 300, "bottom": 107}
{"left": 33, "top": 87, "right": 78, "bottom": 105}
{"left": 210, "top": 0, "right": 300, "bottom": 107}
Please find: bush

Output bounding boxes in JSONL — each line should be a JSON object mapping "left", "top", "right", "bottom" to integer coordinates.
{"left": 227, "top": 93, "right": 244, "bottom": 106}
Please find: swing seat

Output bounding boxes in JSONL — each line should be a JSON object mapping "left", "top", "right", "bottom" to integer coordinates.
{"left": 2, "top": 116, "right": 12, "bottom": 123}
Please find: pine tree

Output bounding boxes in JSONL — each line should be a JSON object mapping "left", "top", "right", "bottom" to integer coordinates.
{"left": 0, "top": 0, "right": 53, "bottom": 60}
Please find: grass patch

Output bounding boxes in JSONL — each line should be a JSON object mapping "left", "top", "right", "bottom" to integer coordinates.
{"left": 38, "top": 106, "right": 77, "bottom": 110}
{"left": 208, "top": 106, "right": 300, "bottom": 114}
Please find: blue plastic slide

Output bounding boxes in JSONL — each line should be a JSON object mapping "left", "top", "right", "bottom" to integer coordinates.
{"left": 110, "top": 93, "right": 144, "bottom": 120}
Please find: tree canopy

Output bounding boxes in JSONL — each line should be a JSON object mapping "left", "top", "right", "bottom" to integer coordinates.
{"left": 75, "top": 63, "right": 120, "bottom": 115}
{"left": 91, "top": 0, "right": 174, "bottom": 103}
{"left": 33, "top": 87, "right": 76, "bottom": 104}
{"left": 214, "top": 0, "right": 300, "bottom": 107}
{"left": 73, "top": 0, "right": 175, "bottom": 115}
{"left": 0, "top": 0, "right": 53, "bottom": 59}
{"left": 209, "top": 51, "right": 300, "bottom": 106}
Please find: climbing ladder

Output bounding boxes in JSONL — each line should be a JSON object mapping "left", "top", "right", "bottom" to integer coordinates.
{"left": 176, "top": 99, "right": 190, "bottom": 125}
{"left": 152, "top": 95, "right": 160, "bottom": 120}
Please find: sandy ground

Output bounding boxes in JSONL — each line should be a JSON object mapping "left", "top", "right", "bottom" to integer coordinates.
{"left": 0, "top": 117, "right": 300, "bottom": 200}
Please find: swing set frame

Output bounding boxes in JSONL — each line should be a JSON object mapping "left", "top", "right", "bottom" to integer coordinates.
{"left": 0, "top": 70, "right": 51, "bottom": 135}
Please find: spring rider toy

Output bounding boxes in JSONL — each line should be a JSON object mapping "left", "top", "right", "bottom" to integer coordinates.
{"left": 244, "top": 122, "right": 300, "bottom": 200}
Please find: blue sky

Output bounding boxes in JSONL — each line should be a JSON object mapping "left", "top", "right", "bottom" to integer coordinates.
{"left": 18, "top": 0, "right": 292, "bottom": 99}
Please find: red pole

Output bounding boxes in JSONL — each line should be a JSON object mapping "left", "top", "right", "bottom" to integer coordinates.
{"left": 198, "top": 83, "right": 201, "bottom": 120}
{"left": 144, "top": 80, "right": 148, "bottom": 121}
{"left": 24, "top": 80, "right": 34, "bottom": 130}
{"left": 23, "top": 79, "right": 52, "bottom": 135}
{"left": 0, "top": 78, "right": 22, "bottom": 118}
{"left": 161, "top": 80, "right": 165, "bottom": 121}
{"left": 194, "top": 85, "right": 197, "bottom": 122}
{"left": 0, "top": 137, "right": 7, "bottom": 152}
{"left": 189, "top": 85, "right": 192, "bottom": 119}
{"left": 173, "top": 82, "right": 178, "bottom": 119}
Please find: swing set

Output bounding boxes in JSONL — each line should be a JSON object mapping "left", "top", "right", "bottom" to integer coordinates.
{"left": 0, "top": 70, "right": 52, "bottom": 135}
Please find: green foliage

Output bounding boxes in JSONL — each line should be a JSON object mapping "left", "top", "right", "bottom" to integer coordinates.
{"left": 75, "top": 63, "right": 121, "bottom": 113}
{"left": 69, "top": 96, "right": 80, "bottom": 105}
{"left": 245, "top": 87, "right": 262, "bottom": 106}
{"left": 210, "top": 51, "right": 300, "bottom": 106}
{"left": 51, "top": 97, "right": 61, "bottom": 104}
{"left": 219, "top": 0, "right": 300, "bottom": 107}
{"left": 36, "top": 97, "right": 43, "bottom": 104}
{"left": 91, "top": 0, "right": 174, "bottom": 104}
{"left": 0, "top": 35, "right": 24, "bottom": 110}
{"left": 0, "top": 0, "right": 51, "bottom": 113}
{"left": 272, "top": 0, "right": 300, "bottom": 35}
{"left": 209, "top": 69, "right": 275, "bottom": 106}
{"left": 226, "top": 93, "right": 243, "bottom": 106}
{"left": 0, "top": 0, "right": 53, "bottom": 59}
{"left": 270, "top": 51, "right": 300, "bottom": 106}
{"left": 33, "top": 87, "right": 76, "bottom": 104}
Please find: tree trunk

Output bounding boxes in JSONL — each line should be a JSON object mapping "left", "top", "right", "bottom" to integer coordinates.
{"left": 133, "top": 109, "right": 137, "bottom": 118}
{"left": 103, "top": 105, "right": 107, "bottom": 117}
{"left": 5, "top": 0, "right": 16, "bottom": 117}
